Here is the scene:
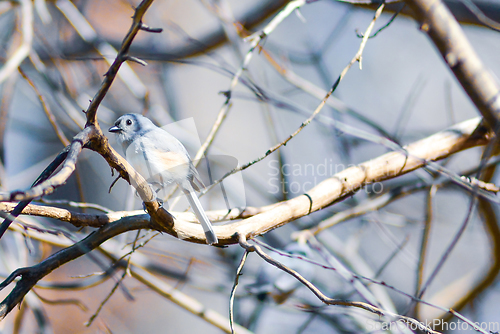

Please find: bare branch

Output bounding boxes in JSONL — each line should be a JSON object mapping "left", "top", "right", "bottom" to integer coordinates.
{"left": 0, "top": 0, "right": 33, "bottom": 84}
{"left": 404, "top": 0, "right": 500, "bottom": 130}
{"left": 0, "top": 216, "right": 151, "bottom": 320}
{"left": 229, "top": 250, "right": 249, "bottom": 334}
{"left": 84, "top": 0, "right": 155, "bottom": 125}
{"left": 0, "top": 127, "right": 93, "bottom": 202}
{"left": 238, "top": 235, "right": 441, "bottom": 334}
{"left": 202, "top": 4, "right": 386, "bottom": 195}
{"left": 196, "top": 119, "right": 487, "bottom": 245}
{"left": 18, "top": 68, "right": 70, "bottom": 147}
{"left": 1, "top": 118, "right": 490, "bottom": 245}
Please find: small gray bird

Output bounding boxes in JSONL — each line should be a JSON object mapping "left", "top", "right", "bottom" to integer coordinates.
{"left": 109, "top": 113, "right": 218, "bottom": 245}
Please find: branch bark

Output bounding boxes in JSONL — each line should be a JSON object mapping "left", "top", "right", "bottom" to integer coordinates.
{"left": 404, "top": 0, "right": 500, "bottom": 130}
{"left": 0, "top": 217, "right": 150, "bottom": 320}
{"left": 2, "top": 117, "right": 490, "bottom": 246}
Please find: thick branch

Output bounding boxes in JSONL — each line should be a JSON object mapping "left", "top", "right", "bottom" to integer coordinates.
{"left": 0, "top": 217, "right": 151, "bottom": 320}
{"left": 0, "top": 119, "right": 490, "bottom": 321}
{"left": 0, "top": 203, "right": 271, "bottom": 227}
{"left": 2, "top": 118, "right": 490, "bottom": 245}
{"left": 404, "top": 0, "right": 500, "bottom": 130}
{"left": 212, "top": 117, "right": 487, "bottom": 244}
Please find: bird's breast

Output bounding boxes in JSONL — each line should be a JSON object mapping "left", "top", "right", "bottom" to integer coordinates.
{"left": 125, "top": 137, "right": 191, "bottom": 184}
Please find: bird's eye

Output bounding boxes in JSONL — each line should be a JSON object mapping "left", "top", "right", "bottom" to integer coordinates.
{"left": 126, "top": 119, "right": 132, "bottom": 126}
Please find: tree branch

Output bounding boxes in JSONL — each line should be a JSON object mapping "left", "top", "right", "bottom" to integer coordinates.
{"left": 0, "top": 127, "right": 93, "bottom": 202}
{"left": 404, "top": 0, "right": 500, "bottom": 130}
{"left": 0, "top": 217, "right": 151, "bottom": 320}
{"left": 238, "top": 234, "right": 441, "bottom": 334}
{"left": 84, "top": 0, "right": 155, "bottom": 125}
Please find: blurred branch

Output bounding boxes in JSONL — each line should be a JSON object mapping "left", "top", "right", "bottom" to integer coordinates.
{"left": 56, "top": 0, "right": 148, "bottom": 101}
{"left": 435, "top": 150, "right": 500, "bottom": 327}
{"left": 238, "top": 234, "right": 441, "bottom": 334}
{"left": 404, "top": 0, "right": 500, "bottom": 131}
{"left": 58, "top": 0, "right": 292, "bottom": 60}
{"left": 39, "top": 198, "right": 112, "bottom": 213}
{"left": 18, "top": 68, "right": 70, "bottom": 146}
{"left": 263, "top": 51, "right": 394, "bottom": 139}
{"left": 0, "top": 126, "right": 92, "bottom": 202}
{"left": 0, "top": 0, "right": 33, "bottom": 84}
{"left": 202, "top": 3, "right": 386, "bottom": 195}
{"left": 32, "top": 289, "right": 88, "bottom": 312}
{"left": 124, "top": 258, "right": 253, "bottom": 334}
{"left": 0, "top": 216, "right": 150, "bottom": 320}
{"left": 461, "top": 0, "right": 500, "bottom": 31}
{"left": 54, "top": 1, "right": 500, "bottom": 61}
{"left": 414, "top": 184, "right": 437, "bottom": 316}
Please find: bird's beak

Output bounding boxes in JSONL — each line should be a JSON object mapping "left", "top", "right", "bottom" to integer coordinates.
{"left": 109, "top": 125, "right": 121, "bottom": 133}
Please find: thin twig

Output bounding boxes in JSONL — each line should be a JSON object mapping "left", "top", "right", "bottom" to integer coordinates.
{"left": 85, "top": 270, "right": 127, "bottom": 326}
{"left": 229, "top": 250, "right": 248, "bottom": 334}
{"left": 460, "top": 0, "right": 500, "bottom": 32}
{"left": 84, "top": 0, "right": 155, "bottom": 125}
{"left": 201, "top": 3, "right": 385, "bottom": 195}
{"left": 18, "top": 67, "right": 70, "bottom": 146}
{"left": 32, "top": 289, "right": 87, "bottom": 311}
{"left": 238, "top": 235, "right": 441, "bottom": 334}
{"left": 414, "top": 184, "right": 437, "bottom": 316}
{"left": 356, "top": 3, "right": 405, "bottom": 39}
{"left": 191, "top": 0, "right": 309, "bottom": 166}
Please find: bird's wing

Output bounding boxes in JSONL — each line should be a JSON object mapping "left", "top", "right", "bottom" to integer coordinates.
{"left": 138, "top": 129, "right": 198, "bottom": 184}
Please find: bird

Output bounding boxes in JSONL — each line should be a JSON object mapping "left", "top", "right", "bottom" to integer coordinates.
{"left": 108, "top": 113, "right": 218, "bottom": 245}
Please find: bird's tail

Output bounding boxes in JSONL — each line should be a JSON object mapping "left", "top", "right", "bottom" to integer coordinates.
{"left": 182, "top": 188, "right": 218, "bottom": 245}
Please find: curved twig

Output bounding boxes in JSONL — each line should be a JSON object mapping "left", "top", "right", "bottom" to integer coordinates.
{"left": 238, "top": 234, "right": 441, "bottom": 334}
